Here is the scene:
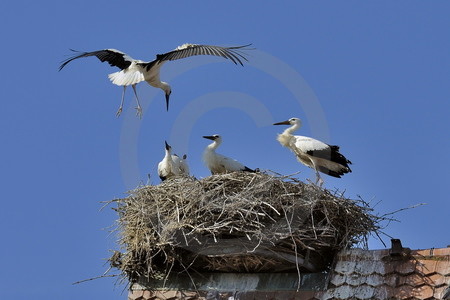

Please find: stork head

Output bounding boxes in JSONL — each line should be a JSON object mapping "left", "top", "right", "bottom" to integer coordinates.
{"left": 164, "top": 140, "right": 172, "bottom": 151}
{"left": 160, "top": 82, "right": 172, "bottom": 111}
{"left": 273, "top": 117, "right": 302, "bottom": 127}
{"left": 203, "top": 134, "right": 222, "bottom": 143}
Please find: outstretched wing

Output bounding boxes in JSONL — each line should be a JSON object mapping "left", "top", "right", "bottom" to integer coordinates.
{"left": 141, "top": 44, "right": 252, "bottom": 71}
{"left": 59, "top": 49, "right": 133, "bottom": 71}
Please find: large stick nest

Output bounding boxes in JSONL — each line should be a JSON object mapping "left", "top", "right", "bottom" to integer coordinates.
{"left": 109, "top": 171, "right": 382, "bottom": 283}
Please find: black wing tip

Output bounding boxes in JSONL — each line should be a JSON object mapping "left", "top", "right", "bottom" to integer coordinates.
{"left": 232, "top": 44, "right": 253, "bottom": 66}
{"left": 243, "top": 166, "right": 258, "bottom": 173}
{"left": 327, "top": 146, "right": 352, "bottom": 168}
{"left": 198, "top": 43, "right": 254, "bottom": 65}
{"left": 58, "top": 60, "right": 70, "bottom": 71}
{"left": 319, "top": 168, "right": 347, "bottom": 178}
{"left": 226, "top": 43, "right": 254, "bottom": 49}
{"left": 315, "top": 153, "right": 352, "bottom": 177}
{"left": 58, "top": 49, "right": 83, "bottom": 71}
{"left": 329, "top": 173, "right": 342, "bottom": 178}
{"left": 195, "top": 43, "right": 253, "bottom": 48}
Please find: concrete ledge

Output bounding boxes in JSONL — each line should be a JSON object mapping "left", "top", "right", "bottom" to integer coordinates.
{"left": 133, "top": 272, "right": 328, "bottom": 292}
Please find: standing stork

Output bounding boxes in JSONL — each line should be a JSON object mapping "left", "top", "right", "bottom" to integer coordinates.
{"left": 59, "top": 44, "right": 252, "bottom": 118}
{"left": 203, "top": 135, "right": 256, "bottom": 174}
{"left": 273, "top": 117, "right": 352, "bottom": 185}
{"left": 157, "top": 141, "right": 189, "bottom": 181}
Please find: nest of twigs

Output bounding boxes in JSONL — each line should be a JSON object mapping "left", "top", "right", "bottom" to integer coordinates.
{"left": 109, "top": 171, "right": 382, "bottom": 283}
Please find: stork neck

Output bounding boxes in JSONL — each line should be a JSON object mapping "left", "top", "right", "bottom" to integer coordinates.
{"left": 207, "top": 140, "right": 220, "bottom": 151}
{"left": 164, "top": 149, "right": 172, "bottom": 160}
{"left": 148, "top": 80, "right": 170, "bottom": 91}
{"left": 284, "top": 123, "right": 300, "bottom": 136}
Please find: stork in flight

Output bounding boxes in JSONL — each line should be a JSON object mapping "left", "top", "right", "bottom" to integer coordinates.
{"left": 157, "top": 141, "right": 189, "bottom": 181}
{"left": 59, "top": 44, "right": 252, "bottom": 118}
{"left": 273, "top": 117, "right": 352, "bottom": 186}
{"left": 203, "top": 135, "right": 256, "bottom": 175}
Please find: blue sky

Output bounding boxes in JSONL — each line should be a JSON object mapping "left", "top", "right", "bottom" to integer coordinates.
{"left": 1, "top": 1, "right": 449, "bottom": 299}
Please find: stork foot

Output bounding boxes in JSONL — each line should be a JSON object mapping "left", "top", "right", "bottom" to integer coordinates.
{"left": 135, "top": 106, "right": 143, "bottom": 119}
{"left": 116, "top": 107, "right": 123, "bottom": 118}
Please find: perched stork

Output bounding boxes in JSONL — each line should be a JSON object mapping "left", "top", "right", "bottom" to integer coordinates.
{"left": 203, "top": 135, "right": 256, "bottom": 175}
{"left": 273, "top": 117, "right": 352, "bottom": 185}
{"left": 157, "top": 141, "right": 189, "bottom": 181}
{"left": 59, "top": 44, "right": 252, "bottom": 117}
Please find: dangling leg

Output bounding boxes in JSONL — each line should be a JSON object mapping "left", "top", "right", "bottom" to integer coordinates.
{"left": 132, "top": 84, "right": 142, "bottom": 119}
{"left": 116, "top": 86, "right": 127, "bottom": 117}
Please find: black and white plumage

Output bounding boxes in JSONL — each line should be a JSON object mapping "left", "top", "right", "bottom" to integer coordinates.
{"left": 203, "top": 135, "right": 256, "bottom": 175}
{"left": 157, "top": 141, "right": 189, "bottom": 181}
{"left": 273, "top": 117, "right": 352, "bottom": 185}
{"left": 59, "top": 44, "right": 252, "bottom": 117}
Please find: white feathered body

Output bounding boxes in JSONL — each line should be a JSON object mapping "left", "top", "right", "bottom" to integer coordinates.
{"left": 202, "top": 136, "right": 253, "bottom": 174}
{"left": 277, "top": 133, "right": 341, "bottom": 173}
{"left": 203, "top": 148, "right": 247, "bottom": 174}
{"left": 108, "top": 61, "right": 145, "bottom": 86}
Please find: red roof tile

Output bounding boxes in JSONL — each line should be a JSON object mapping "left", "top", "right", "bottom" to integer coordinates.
{"left": 322, "top": 246, "right": 450, "bottom": 299}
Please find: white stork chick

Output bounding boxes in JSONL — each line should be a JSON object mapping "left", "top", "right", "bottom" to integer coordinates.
{"left": 157, "top": 141, "right": 189, "bottom": 181}
{"left": 203, "top": 135, "right": 256, "bottom": 175}
{"left": 273, "top": 117, "right": 352, "bottom": 185}
{"left": 172, "top": 153, "right": 190, "bottom": 177}
{"left": 59, "top": 44, "right": 252, "bottom": 118}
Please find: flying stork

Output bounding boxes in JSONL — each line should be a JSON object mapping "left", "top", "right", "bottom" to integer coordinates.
{"left": 59, "top": 44, "right": 252, "bottom": 118}
{"left": 273, "top": 117, "right": 352, "bottom": 185}
{"left": 157, "top": 141, "right": 189, "bottom": 181}
{"left": 203, "top": 135, "right": 256, "bottom": 175}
